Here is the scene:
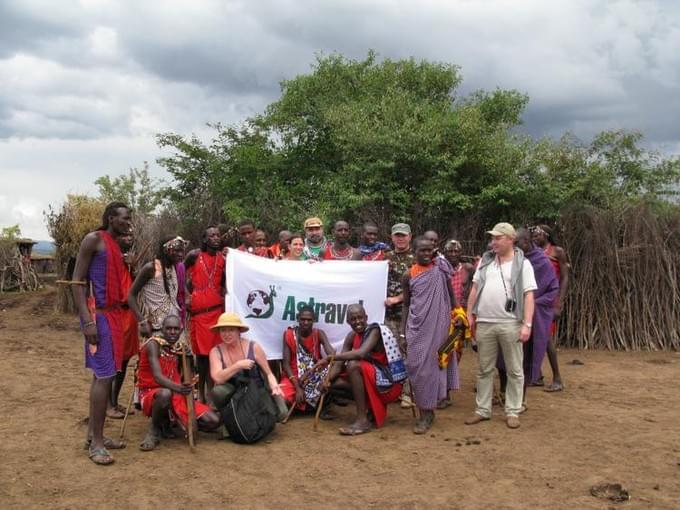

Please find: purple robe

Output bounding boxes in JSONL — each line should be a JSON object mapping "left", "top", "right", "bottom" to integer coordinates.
{"left": 525, "top": 246, "right": 559, "bottom": 382}
{"left": 405, "top": 257, "right": 458, "bottom": 410}
{"left": 498, "top": 245, "right": 559, "bottom": 383}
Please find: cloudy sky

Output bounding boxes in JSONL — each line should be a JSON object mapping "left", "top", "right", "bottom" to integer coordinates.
{"left": 1, "top": 0, "right": 679, "bottom": 239}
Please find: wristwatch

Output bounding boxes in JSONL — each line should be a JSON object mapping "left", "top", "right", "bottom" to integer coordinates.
{"left": 523, "top": 322, "right": 532, "bottom": 328}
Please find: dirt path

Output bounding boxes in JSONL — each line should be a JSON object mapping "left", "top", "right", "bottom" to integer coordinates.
{"left": 1, "top": 287, "right": 679, "bottom": 509}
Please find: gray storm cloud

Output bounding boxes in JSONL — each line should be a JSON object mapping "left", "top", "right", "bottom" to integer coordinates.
{"left": 0, "top": 0, "right": 678, "bottom": 238}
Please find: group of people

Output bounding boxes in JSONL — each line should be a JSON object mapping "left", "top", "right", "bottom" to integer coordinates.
{"left": 72, "top": 202, "right": 568, "bottom": 465}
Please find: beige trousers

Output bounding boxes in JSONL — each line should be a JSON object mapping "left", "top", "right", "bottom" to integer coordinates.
{"left": 475, "top": 321, "right": 524, "bottom": 418}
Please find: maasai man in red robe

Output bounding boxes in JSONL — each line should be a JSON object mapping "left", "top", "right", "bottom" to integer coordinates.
{"left": 138, "top": 315, "right": 219, "bottom": 451}
{"left": 185, "top": 225, "right": 225, "bottom": 403}
{"left": 106, "top": 232, "right": 139, "bottom": 419}
{"left": 71, "top": 201, "right": 131, "bottom": 465}
{"left": 316, "top": 304, "right": 403, "bottom": 435}
{"left": 280, "top": 305, "right": 335, "bottom": 415}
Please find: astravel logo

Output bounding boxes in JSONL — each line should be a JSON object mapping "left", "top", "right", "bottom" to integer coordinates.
{"left": 245, "top": 286, "right": 277, "bottom": 319}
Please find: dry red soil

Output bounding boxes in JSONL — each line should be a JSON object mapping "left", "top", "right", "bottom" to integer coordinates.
{"left": 1, "top": 286, "right": 679, "bottom": 509}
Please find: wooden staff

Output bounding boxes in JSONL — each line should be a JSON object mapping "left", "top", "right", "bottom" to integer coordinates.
{"left": 409, "top": 384, "right": 419, "bottom": 419}
{"left": 180, "top": 341, "right": 196, "bottom": 452}
{"left": 281, "top": 401, "right": 296, "bottom": 424}
{"left": 281, "top": 369, "right": 310, "bottom": 424}
{"left": 119, "top": 360, "right": 137, "bottom": 440}
{"left": 314, "top": 355, "right": 335, "bottom": 432}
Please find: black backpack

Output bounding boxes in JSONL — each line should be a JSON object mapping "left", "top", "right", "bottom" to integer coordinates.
{"left": 222, "top": 369, "right": 277, "bottom": 444}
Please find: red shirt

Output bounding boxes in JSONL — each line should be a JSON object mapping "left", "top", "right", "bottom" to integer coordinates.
{"left": 137, "top": 339, "right": 180, "bottom": 391}
{"left": 188, "top": 251, "right": 225, "bottom": 310}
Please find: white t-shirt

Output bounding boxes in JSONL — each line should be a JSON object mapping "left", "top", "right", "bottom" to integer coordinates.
{"left": 473, "top": 258, "right": 537, "bottom": 323}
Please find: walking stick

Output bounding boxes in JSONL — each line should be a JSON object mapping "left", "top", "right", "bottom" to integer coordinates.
{"left": 281, "top": 402, "right": 296, "bottom": 424}
{"left": 409, "top": 383, "right": 419, "bottom": 419}
{"left": 282, "top": 367, "right": 311, "bottom": 424}
{"left": 180, "top": 342, "right": 196, "bottom": 452}
{"left": 314, "top": 355, "right": 335, "bottom": 432}
{"left": 119, "top": 360, "right": 136, "bottom": 440}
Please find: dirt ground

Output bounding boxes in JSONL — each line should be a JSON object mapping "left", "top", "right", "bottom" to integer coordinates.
{"left": 1, "top": 286, "right": 679, "bottom": 509}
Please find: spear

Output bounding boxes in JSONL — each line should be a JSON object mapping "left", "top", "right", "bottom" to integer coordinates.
{"left": 314, "top": 355, "right": 335, "bottom": 431}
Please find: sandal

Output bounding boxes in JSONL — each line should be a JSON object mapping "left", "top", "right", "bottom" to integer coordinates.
{"left": 436, "top": 399, "right": 451, "bottom": 410}
{"left": 83, "top": 436, "right": 126, "bottom": 450}
{"left": 338, "top": 424, "right": 371, "bottom": 436}
{"left": 106, "top": 407, "right": 126, "bottom": 419}
{"left": 544, "top": 382, "right": 564, "bottom": 393}
{"left": 413, "top": 411, "right": 435, "bottom": 434}
{"left": 88, "top": 447, "right": 114, "bottom": 465}
{"left": 139, "top": 432, "right": 161, "bottom": 452}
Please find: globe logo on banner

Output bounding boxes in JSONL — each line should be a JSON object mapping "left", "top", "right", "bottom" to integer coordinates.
{"left": 245, "top": 286, "right": 277, "bottom": 319}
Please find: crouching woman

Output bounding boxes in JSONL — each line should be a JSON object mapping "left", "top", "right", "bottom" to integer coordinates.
{"left": 209, "top": 312, "right": 287, "bottom": 420}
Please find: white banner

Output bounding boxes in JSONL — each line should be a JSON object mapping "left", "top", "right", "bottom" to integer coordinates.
{"left": 226, "top": 249, "right": 388, "bottom": 359}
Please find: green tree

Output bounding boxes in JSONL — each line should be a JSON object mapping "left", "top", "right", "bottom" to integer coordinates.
{"left": 158, "top": 52, "right": 534, "bottom": 238}
{"left": 157, "top": 52, "right": 679, "bottom": 244}
{"left": 532, "top": 130, "right": 680, "bottom": 219}
{"left": 95, "top": 163, "right": 164, "bottom": 215}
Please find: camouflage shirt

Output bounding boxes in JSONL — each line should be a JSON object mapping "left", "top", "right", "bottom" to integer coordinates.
{"left": 384, "top": 249, "right": 414, "bottom": 320}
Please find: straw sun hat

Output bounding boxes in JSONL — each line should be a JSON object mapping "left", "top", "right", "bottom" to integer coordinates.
{"left": 210, "top": 312, "right": 249, "bottom": 332}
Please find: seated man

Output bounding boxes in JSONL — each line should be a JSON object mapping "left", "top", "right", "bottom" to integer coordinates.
{"left": 279, "top": 305, "right": 336, "bottom": 415}
{"left": 137, "top": 315, "right": 220, "bottom": 451}
{"left": 316, "top": 304, "right": 406, "bottom": 435}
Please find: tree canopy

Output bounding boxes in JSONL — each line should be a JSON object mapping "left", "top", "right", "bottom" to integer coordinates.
{"left": 156, "top": 52, "right": 678, "bottom": 242}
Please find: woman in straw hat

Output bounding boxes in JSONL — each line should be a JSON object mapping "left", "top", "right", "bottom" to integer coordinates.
{"left": 208, "top": 312, "right": 286, "bottom": 415}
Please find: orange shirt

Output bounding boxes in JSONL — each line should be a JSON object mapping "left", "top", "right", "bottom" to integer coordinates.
{"left": 410, "top": 262, "right": 434, "bottom": 279}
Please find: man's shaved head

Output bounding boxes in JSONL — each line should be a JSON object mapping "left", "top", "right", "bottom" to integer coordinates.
{"left": 163, "top": 315, "right": 181, "bottom": 328}
{"left": 347, "top": 303, "right": 366, "bottom": 316}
